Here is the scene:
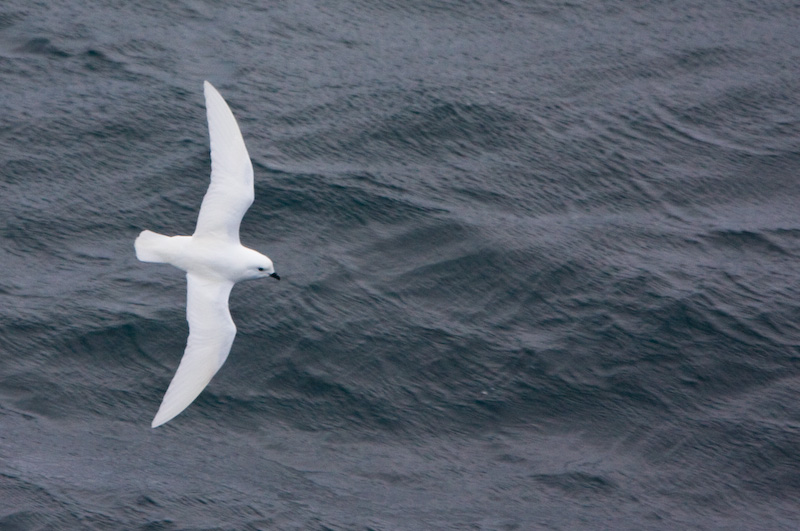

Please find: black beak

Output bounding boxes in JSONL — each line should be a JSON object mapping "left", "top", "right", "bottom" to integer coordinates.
{"left": 270, "top": 272, "right": 281, "bottom": 280}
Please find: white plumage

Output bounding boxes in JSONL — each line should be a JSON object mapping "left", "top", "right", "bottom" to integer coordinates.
{"left": 135, "top": 81, "right": 279, "bottom": 428}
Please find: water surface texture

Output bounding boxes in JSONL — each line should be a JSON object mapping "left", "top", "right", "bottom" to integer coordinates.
{"left": 2, "top": 0, "right": 800, "bottom": 529}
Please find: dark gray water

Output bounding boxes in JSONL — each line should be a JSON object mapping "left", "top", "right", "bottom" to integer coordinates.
{"left": 2, "top": 0, "right": 800, "bottom": 528}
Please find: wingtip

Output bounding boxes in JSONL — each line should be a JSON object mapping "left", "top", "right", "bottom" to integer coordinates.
{"left": 151, "top": 403, "right": 183, "bottom": 428}
{"left": 151, "top": 404, "right": 180, "bottom": 428}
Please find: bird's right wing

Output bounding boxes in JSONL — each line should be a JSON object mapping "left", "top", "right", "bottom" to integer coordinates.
{"left": 151, "top": 273, "right": 236, "bottom": 428}
{"left": 193, "top": 81, "right": 254, "bottom": 244}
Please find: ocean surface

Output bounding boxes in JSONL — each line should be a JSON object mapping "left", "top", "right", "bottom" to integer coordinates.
{"left": 2, "top": 0, "right": 800, "bottom": 529}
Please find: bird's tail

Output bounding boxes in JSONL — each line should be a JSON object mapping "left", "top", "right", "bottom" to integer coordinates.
{"left": 134, "top": 230, "right": 172, "bottom": 263}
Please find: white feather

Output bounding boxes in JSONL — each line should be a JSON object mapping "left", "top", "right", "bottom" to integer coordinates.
{"left": 135, "top": 81, "right": 279, "bottom": 428}
{"left": 151, "top": 274, "right": 235, "bottom": 428}
{"left": 193, "top": 80, "right": 255, "bottom": 244}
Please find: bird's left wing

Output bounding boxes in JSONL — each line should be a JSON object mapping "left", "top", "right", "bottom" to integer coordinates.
{"left": 151, "top": 273, "right": 236, "bottom": 428}
{"left": 193, "top": 81, "right": 254, "bottom": 244}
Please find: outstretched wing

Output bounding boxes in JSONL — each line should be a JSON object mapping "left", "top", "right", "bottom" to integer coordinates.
{"left": 193, "top": 81, "right": 254, "bottom": 244}
{"left": 151, "top": 273, "right": 236, "bottom": 428}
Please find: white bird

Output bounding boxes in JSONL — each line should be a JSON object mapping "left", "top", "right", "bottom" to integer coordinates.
{"left": 135, "top": 81, "right": 280, "bottom": 428}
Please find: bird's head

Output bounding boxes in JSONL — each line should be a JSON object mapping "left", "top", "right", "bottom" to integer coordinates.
{"left": 244, "top": 251, "right": 279, "bottom": 281}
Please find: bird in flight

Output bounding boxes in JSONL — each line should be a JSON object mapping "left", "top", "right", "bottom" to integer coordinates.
{"left": 135, "top": 81, "right": 280, "bottom": 428}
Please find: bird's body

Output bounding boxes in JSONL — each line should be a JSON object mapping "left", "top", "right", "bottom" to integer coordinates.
{"left": 136, "top": 232, "right": 271, "bottom": 282}
{"left": 135, "top": 81, "right": 279, "bottom": 428}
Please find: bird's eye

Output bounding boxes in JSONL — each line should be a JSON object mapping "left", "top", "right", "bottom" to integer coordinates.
{"left": 258, "top": 267, "right": 265, "bottom": 271}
